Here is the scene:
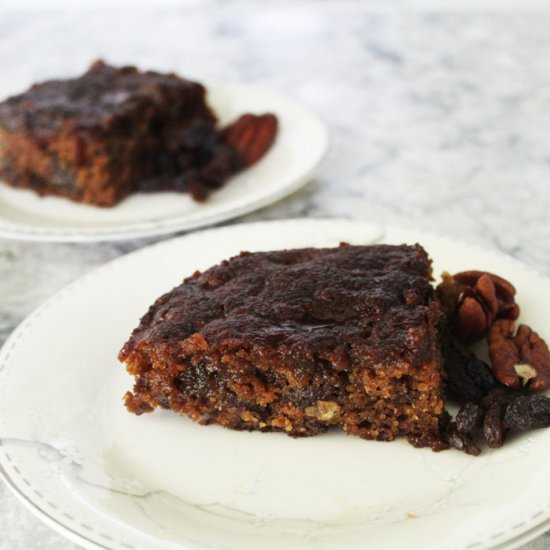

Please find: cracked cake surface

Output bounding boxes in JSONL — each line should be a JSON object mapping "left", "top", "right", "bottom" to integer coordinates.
{"left": 120, "top": 243, "right": 446, "bottom": 450}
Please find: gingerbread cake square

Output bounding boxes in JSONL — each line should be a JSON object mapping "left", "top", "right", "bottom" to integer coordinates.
{"left": 119, "top": 244, "right": 445, "bottom": 449}
{"left": 0, "top": 61, "right": 239, "bottom": 206}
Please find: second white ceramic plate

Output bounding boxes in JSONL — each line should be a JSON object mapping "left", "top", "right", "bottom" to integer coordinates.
{"left": 1, "top": 219, "right": 550, "bottom": 550}
{"left": 0, "top": 84, "right": 328, "bottom": 242}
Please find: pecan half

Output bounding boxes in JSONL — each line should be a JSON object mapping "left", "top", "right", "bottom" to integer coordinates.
{"left": 454, "top": 270, "right": 520, "bottom": 321}
{"left": 488, "top": 320, "right": 550, "bottom": 392}
{"left": 437, "top": 271, "right": 519, "bottom": 342}
{"left": 221, "top": 113, "right": 278, "bottom": 167}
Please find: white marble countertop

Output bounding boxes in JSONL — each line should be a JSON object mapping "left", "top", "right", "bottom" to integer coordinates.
{"left": 1, "top": 2, "right": 550, "bottom": 548}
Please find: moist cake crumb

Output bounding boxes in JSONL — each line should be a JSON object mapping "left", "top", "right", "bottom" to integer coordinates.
{"left": 119, "top": 243, "right": 447, "bottom": 450}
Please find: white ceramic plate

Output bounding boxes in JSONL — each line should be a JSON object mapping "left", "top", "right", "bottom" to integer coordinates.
{"left": 0, "top": 85, "right": 328, "bottom": 242}
{"left": 1, "top": 218, "right": 550, "bottom": 550}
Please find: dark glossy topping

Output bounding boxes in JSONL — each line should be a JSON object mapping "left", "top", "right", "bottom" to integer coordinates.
{"left": 121, "top": 243, "right": 437, "bottom": 367}
{"left": 0, "top": 60, "right": 214, "bottom": 137}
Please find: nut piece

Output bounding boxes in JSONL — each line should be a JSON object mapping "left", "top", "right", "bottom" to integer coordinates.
{"left": 240, "top": 411, "right": 260, "bottom": 423}
{"left": 305, "top": 400, "right": 341, "bottom": 421}
{"left": 437, "top": 271, "right": 519, "bottom": 342}
{"left": 456, "top": 292, "right": 488, "bottom": 343}
{"left": 488, "top": 320, "right": 550, "bottom": 392}
{"left": 454, "top": 271, "right": 519, "bottom": 321}
{"left": 221, "top": 113, "right": 278, "bottom": 167}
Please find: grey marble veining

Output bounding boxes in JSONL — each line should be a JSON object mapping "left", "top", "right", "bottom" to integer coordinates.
{"left": 1, "top": 2, "right": 550, "bottom": 549}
